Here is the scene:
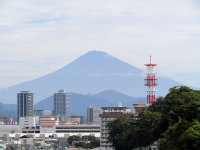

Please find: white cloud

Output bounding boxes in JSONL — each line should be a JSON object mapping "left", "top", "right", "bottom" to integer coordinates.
{"left": 0, "top": 0, "right": 200, "bottom": 88}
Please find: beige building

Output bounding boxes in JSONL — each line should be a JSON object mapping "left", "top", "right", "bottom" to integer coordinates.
{"left": 133, "top": 104, "right": 146, "bottom": 119}
{"left": 39, "top": 116, "right": 100, "bottom": 136}
{"left": 40, "top": 116, "right": 59, "bottom": 133}
{"left": 99, "top": 106, "right": 132, "bottom": 150}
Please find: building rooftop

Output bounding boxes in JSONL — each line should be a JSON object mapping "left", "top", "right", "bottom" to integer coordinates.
{"left": 133, "top": 104, "right": 146, "bottom": 107}
{"left": 99, "top": 114, "right": 133, "bottom": 117}
{"left": 101, "top": 107, "right": 131, "bottom": 109}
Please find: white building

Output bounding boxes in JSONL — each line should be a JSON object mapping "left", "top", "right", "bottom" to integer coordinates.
{"left": 0, "top": 125, "right": 22, "bottom": 135}
{"left": 19, "top": 117, "right": 35, "bottom": 128}
{"left": 99, "top": 106, "right": 132, "bottom": 150}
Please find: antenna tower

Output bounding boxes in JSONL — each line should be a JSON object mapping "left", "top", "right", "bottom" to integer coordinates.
{"left": 144, "top": 56, "right": 158, "bottom": 104}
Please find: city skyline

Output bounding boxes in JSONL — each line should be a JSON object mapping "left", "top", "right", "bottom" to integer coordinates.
{"left": 0, "top": 0, "right": 200, "bottom": 89}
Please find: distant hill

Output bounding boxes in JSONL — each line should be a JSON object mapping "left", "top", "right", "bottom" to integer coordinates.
{"left": 0, "top": 50, "right": 180, "bottom": 104}
{"left": 93, "top": 90, "right": 146, "bottom": 106}
{"left": 0, "top": 102, "right": 17, "bottom": 121}
{"left": 35, "top": 93, "right": 109, "bottom": 116}
{"left": 35, "top": 90, "right": 146, "bottom": 116}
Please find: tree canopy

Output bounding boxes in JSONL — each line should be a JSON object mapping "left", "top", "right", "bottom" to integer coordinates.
{"left": 68, "top": 135, "right": 100, "bottom": 149}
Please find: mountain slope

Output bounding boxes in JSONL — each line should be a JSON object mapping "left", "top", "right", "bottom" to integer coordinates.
{"left": 0, "top": 103, "right": 17, "bottom": 121}
{"left": 93, "top": 90, "right": 146, "bottom": 106}
{"left": 35, "top": 90, "right": 146, "bottom": 116}
{"left": 35, "top": 93, "right": 111, "bottom": 116}
{"left": 0, "top": 50, "right": 180, "bottom": 104}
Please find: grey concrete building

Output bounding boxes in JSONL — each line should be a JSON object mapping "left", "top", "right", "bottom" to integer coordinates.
{"left": 54, "top": 90, "right": 70, "bottom": 122}
{"left": 17, "top": 91, "right": 34, "bottom": 123}
{"left": 87, "top": 106, "right": 100, "bottom": 125}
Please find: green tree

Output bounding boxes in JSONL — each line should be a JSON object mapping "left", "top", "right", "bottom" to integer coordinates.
{"left": 159, "top": 119, "right": 191, "bottom": 150}
{"left": 68, "top": 135, "right": 81, "bottom": 146}
{"left": 181, "top": 120, "right": 200, "bottom": 149}
{"left": 136, "top": 111, "right": 162, "bottom": 147}
{"left": 107, "top": 112, "right": 162, "bottom": 149}
{"left": 107, "top": 115, "right": 136, "bottom": 150}
{"left": 74, "top": 135, "right": 100, "bottom": 149}
{"left": 75, "top": 142, "right": 86, "bottom": 148}
{"left": 159, "top": 119, "right": 200, "bottom": 150}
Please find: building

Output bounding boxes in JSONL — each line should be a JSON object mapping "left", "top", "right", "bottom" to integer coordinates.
{"left": 0, "top": 125, "right": 22, "bottom": 135}
{"left": 22, "top": 127, "right": 40, "bottom": 134}
{"left": 17, "top": 91, "right": 34, "bottom": 122}
{"left": 34, "top": 110, "right": 52, "bottom": 117}
{"left": 19, "top": 117, "right": 36, "bottom": 128}
{"left": 56, "top": 124, "right": 100, "bottom": 134}
{"left": 133, "top": 104, "right": 146, "bottom": 119}
{"left": 34, "top": 110, "right": 43, "bottom": 117}
{"left": 40, "top": 116, "right": 59, "bottom": 133}
{"left": 54, "top": 90, "right": 70, "bottom": 122}
{"left": 34, "top": 110, "right": 53, "bottom": 124}
{"left": 99, "top": 106, "right": 132, "bottom": 150}
{"left": 70, "top": 116, "right": 87, "bottom": 124}
{"left": 0, "top": 117, "right": 11, "bottom": 124}
{"left": 40, "top": 116, "right": 59, "bottom": 127}
{"left": 38, "top": 116, "right": 100, "bottom": 137}
{"left": 87, "top": 106, "right": 100, "bottom": 125}
{"left": 70, "top": 117, "right": 80, "bottom": 124}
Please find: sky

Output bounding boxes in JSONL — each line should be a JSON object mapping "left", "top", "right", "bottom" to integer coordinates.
{"left": 0, "top": 0, "right": 200, "bottom": 89}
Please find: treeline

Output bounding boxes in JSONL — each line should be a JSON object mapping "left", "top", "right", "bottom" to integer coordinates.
{"left": 107, "top": 86, "right": 200, "bottom": 150}
{"left": 68, "top": 135, "right": 100, "bottom": 149}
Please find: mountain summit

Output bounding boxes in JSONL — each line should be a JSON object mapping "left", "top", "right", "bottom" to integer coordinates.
{"left": 53, "top": 50, "right": 142, "bottom": 75}
{"left": 0, "top": 50, "right": 179, "bottom": 104}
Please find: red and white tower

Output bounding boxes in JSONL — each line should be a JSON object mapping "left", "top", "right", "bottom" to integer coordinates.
{"left": 144, "top": 56, "right": 158, "bottom": 104}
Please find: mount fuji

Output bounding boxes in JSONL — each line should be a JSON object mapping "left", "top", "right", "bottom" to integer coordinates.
{"left": 0, "top": 50, "right": 180, "bottom": 104}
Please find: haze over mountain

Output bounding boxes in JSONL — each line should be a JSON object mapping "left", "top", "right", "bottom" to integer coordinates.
{"left": 0, "top": 50, "right": 180, "bottom": 104}
{"left": 1, "top": 90, "right": 146, "bottom": 121}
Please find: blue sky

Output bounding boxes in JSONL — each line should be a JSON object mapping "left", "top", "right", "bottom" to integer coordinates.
{"left": 0, "top": 0, "right": 200, "bottom": 88}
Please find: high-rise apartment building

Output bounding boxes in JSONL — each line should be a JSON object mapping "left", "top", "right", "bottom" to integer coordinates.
{"left": 87, "top": 106, "right": 100, "bottom": 125}
{"left": 54, "top": 90, "right": 70, "bottom": 122}
{"left": 17, "top": 91, "right": 34, "bottom": 122}
{"left": 99, "top": 106, "right": 132, "bottom": 150}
